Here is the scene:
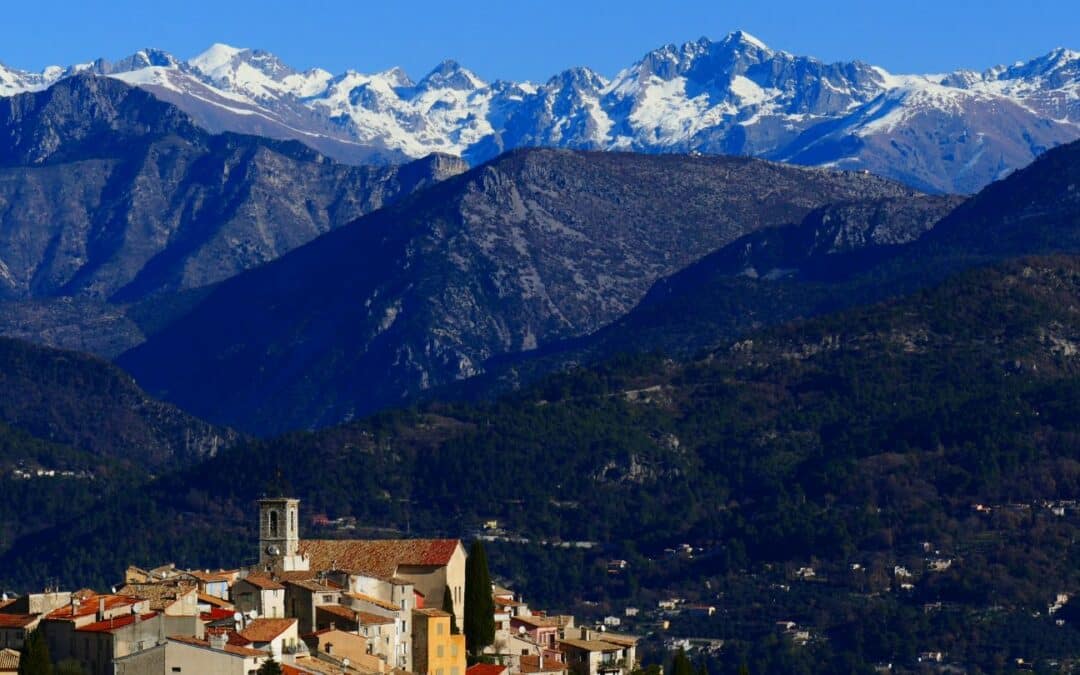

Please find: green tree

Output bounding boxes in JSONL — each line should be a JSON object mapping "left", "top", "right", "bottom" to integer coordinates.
{"left": 18, "top": 630, "right": 52, "bottom": 675}
{"left": 257, "top": 656, "right": 283, "bottom": 675}
{"left": 464, "top": 540, "right": 495, "bottom": 656}
{"left": 671, "top": 649, "right": 695, "bottom": 675}
{"left": 443, "top": 585, "right": 460, "bottom": 634}
{"left": 54, "top": 661, "right": 85, "bottom": 675}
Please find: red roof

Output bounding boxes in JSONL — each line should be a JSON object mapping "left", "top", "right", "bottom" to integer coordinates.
{"left": 201, "top": 608, "right": 236, "bottom": 622}
{"left": 46, "top": 595, "right": 140, "bottom": 620}
{"left": 299, "top": 539, "right": 461, "bottom": 577}
{"left": 77, "top": 613, "right": 157, "bottom": 634}
{"left": 169, "top": 635, "right": 265, "bottom": 658}
{"left": 239, "top": 574, "right": 285, "bottom": 591}
{"left": 0, "top": 614, "right": 38, "bottom": 629}
{"left": 468, "top": 664, "right": 509, "bottom": 675}
{"left": 239, "top": 618, "right": 296, "bottom": 643}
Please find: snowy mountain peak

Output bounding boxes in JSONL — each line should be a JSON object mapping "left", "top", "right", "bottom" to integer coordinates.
{"left": 719, "top": 30, "right": 771, "bottom": 52}
{"left": 0, "top": 34, "right": 1077, "bottom": 193}
{"left": 189, "top": 43, "right": 247, "bottom": 75}
{"left": 417, "top": 59, "right": 485, "bottom": 91}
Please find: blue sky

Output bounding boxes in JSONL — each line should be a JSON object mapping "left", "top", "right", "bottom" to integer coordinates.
{"left": 2, "top": 0, "right": 1077, "bottom": 80}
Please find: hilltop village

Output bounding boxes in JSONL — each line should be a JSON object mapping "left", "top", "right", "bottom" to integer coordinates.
{"left": 0, "top": 498, "right": 639, "bottom": 675}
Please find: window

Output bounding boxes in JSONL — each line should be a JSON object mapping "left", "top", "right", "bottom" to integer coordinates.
{"left": 451, "top": 645, "right": 458, "bottom": 657}
{"left": 269, "top": 510, "right": 279, "bottom": 537}
{"left": 437, "top": 669, "right": 445, "bottom": 675}
{"left": 172, "top": 668, "right": 182, "bottom": 673}
{"left": 452, "top": 668, "right": 460, "bottom": 675}
{"left": 437, "top": 645, "right": 445, "bottom": 658}
{"left": 437, "top": 623, "right": 445, "bottom": 635}
{"left": 290, "top": 509, "right": 296, "bottom": 533}
{"left": 322, "top": 595, "right": 333, "bottom": 603}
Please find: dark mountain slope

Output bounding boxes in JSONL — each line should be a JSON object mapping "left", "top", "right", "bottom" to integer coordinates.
{"left": 0, "top": 75, "right": 465, "bottom": 353}
{"left": 7, "top": 256, "right": 1080, "bottom": 617}
{"left": 463, "top": 138, "right": 1080, "bottom": 393}
{"left": 0, "top": 336, "right": 235, "bottom": 469}
{"left": 117, "top": 149, "right": 924, "bottom": 434}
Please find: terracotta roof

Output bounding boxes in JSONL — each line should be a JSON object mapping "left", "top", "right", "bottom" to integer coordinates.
{"left": 77, "top": 613, "right": 157, "bottom": 634}
{"left": 343, "top": 592, "right": 399, "bottom": 612}
{"left": 0, "top": 614, "right": 37, "bottom": 629}
{"left": 356, "top": 612, "right": 396, "bottom": 626}
{"left": 467, "top": 664, "right": 509, "bottom": 675}
{"left": 598, "top": 633, "right": 638, "bottom": 647}
{"left": 239, "top": 618, "right": 296, "bottom": 643}
{"left": 201, "top": 608, "right": 236, "bottom": 622}
{"left": 183, "top": 571, "right": 231, "bottom": 583}
{"left": 274, "top": 571, "right": 321, "bottom": 583}
{"left": 285, "top": 579, "right": 338, "bottom": 594}
{"left": 46, "top": 595, "right": 140, "bottom": 620}
{"left": 413, "top": 608, "right": 450, "bottom": 618}
{"left": 494, "top": 597, "right": 524, "bottom": 607}
{"left": 514, "top": 615, "right": 560, "bottom": 628}
{"left": 239, "top": 574, "right": 285, "bottom": 591}
{"left": 198, "top": 592, "right": 234, "bottom": 609}
{"left": 317, "top": 605, "right": 359, "bottom": 621}
{"left": 559, "top": 639, "right": 624, "bottom": 653}
{"left": 0, "top": 648, "right": 19, "bottom": 671}
{"left": 520, "top": 655, "right": 568, "bottom": 673}
{"left": 299, "top": 539, "right": 461, "bottom": 577}
{"left": 118, "top": 583, "right": 195, "bottom": 611}
{"left": 168, "top": 635, "right": 265, "bottom": 658}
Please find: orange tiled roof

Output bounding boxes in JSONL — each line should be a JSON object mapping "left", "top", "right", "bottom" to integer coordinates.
{"left": 413, "top": 608, "right": 450, "bottom": 618}
{"left": 0, "top": 648, "right": 19, "bottom": 671}
{"left": 344, "top": 592, "right": 399, "bottom": 612}
{"left": 198, "top": 592, "right": 234, "bottom": 609}
{"left": 77, "top": 613, "right": 157, "bottom": 634}
{"left": 317, "top": 605, "right": 359, "bottom": 621}
{"left": 169, "top": 635, "right": 265, "bottom": 658}
{"left": 239, "top": 574, "right": 285, "bottom": 591}
{"left": 356, "top": 612, "right": 396, "bottom": 626}
{"left": 46, "top": 595, "right": 140, "bottom": 620}
{"left": 118, "top": 583, "right": 195, "bottom": 611}
{"left": 467, "top": 664, "right": 509, "bottom": 675}
{"left": 299, "top": 539, "right": 461, "bottom": 577}
{"left": 285, "top": 579, "right": 338, "bottom": 594}
{"left": 275, "top": 571, "right": 320, "bottom": 584}
{"left": 520, "top": 655, "right": 568, "bottom": 673}
{"left": 239, "top": 618, "right": 296, "bottom": 643}
{"left": 0, "top": 614, "right": 37, "bottom": 629}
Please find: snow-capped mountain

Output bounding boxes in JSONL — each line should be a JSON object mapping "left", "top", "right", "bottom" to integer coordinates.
{"left": 1, "top": 32, "right": 1077, "bottom": 192}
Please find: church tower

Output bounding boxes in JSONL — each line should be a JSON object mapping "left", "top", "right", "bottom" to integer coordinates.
{"left": 257, "top": 497, "right": 308, "bottom": 571}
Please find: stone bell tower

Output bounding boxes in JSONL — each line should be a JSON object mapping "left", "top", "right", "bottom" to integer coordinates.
{"left": 257, "top": 497, "right": 308, "bottom": 571}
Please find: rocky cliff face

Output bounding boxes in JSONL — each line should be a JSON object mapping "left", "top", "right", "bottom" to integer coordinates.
{"left": 118, "top": 148, "right": 927, "bottom": 434}
{"left": 0, "top": 75, "right": 466, "bottom": 303}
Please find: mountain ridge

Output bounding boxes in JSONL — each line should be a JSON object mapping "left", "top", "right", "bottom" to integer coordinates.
{"left": 2, "top": 32, "right": 1077, "bottom": 192}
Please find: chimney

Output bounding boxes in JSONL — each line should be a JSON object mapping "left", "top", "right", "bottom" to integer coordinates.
{"left": 97, "top": 597, "right": 106, "bottom": 622}
{"left": 209, "top": 633, "right": 228, "bottom": 651}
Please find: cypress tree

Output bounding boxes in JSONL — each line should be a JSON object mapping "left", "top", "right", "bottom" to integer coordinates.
{"left": 257, "top": 656, "right": 283, "bottom": 675}
{"left": 18, "top": 630, "right": 53, "bottom": 675}
{"left": 443, "top": 585, "right": 460, "bottom": 634}
{"left": 464, "top": 540, "right": 495, "bottom": 656}
{"left": 671, "top": 649, "right": 695, "bottom": 675}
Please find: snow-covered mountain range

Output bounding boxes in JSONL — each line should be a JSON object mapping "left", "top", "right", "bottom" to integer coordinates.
{"left": 1, "top": 31, "right": 1077, "bottom": 192}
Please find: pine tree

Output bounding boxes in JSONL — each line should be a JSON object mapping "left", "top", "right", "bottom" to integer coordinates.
{"left": 18, "top": 630, "right": 53, "bottom": 675}
{"left": 670, "top": 649, "right": 695, "bottom": 675}
{"left": 464, "top": 540, "right": 495, "bottom": 656}
{"left": 443, "top": 585, "right": 460, "bottom": 634}
{"left": 257, "top": 656, "right": 283, "bottom": 675}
